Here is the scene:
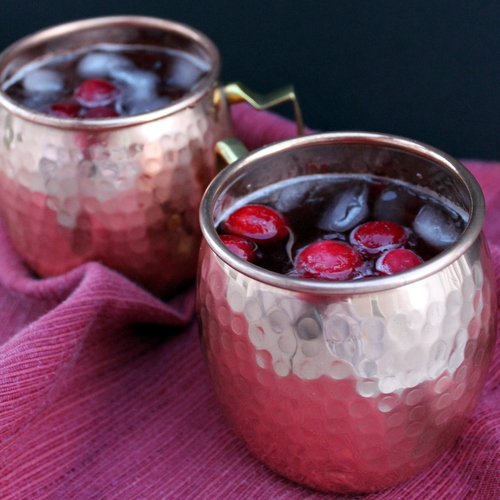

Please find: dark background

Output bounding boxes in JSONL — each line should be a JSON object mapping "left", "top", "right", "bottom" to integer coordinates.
{"left": 1, "top": 1, "right": 499, "bottom": 160}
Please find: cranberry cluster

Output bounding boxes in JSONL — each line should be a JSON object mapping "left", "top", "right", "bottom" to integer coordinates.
{"left": 48, "top": 78, "right": 121, "bottom": 118}
{"left": 218, "top": 204, "right": 423, "bottom": 281}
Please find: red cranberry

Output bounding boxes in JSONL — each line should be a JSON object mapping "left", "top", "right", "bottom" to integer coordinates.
{"left": 295, "top": 240, "right": 362, "bottom": 281}
{"left": 48, "top": 101, "right": 81, "bottom": 118}
{"left": 376, "top": 248, "right": 423, "bottom": 275}
{"left": 75, "top": 78, "right": 120, "bottom": 107}
{"left": 84, "top": 106, "right": 119, "bottom": 118}
{"left": 223, "top": 204, "right": 289, "bottom": 243}
{"left": 350, "top": 221, "right": 408, "bottom": 255}
{"left": 220, "top": 234, "right": 257, "bottom": 262}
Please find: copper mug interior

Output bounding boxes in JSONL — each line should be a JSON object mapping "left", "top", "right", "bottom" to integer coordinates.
{"left": 0, "top": 16, "right": 302, "bottom": 296}
{"left": 197, "top": 132, "right": 497, "bottom": 493}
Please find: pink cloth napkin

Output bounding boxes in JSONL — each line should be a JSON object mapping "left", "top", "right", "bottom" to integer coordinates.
{"left": 1, "top": 104, "right": 499, "bottom": 500}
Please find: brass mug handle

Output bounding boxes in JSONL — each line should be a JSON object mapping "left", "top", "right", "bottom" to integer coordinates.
{"left": 215, "top": 136, "right": 250, "bottom": 167}
{"left": 216, "top": 82, "right": 304, "bottom": 171}
{"left": 222, "top": 81, "right": 304, "bottom": 137}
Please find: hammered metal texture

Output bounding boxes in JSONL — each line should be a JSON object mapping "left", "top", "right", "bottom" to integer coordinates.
{"left": 197, "top": 235, "right": 497, "bottom": 493}
{"left": 0, "top": 89, "right": 232, "bottom": 295}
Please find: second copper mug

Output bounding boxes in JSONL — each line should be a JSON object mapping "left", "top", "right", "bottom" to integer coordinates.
{"left": 0, "top": 15, "right": 302, "bottom": 295}
{"left": 198, "top": 132, "right": 497, "bottom": 493}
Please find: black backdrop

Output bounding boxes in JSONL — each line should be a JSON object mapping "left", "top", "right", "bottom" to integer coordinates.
{"left": 1, "top": 1, "right": 500, "bottom": 160}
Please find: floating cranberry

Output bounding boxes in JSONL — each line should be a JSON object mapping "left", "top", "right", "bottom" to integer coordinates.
{"left": 295, "top": 240, "right": 362, "bottom": 281}
{"left": 75, "top": 78, "right": 120, "bottom": 107}
{"left": 220, "top": 234, "right": 258, "bottom": 262}
{"left": 350, "top": 220, "right": 408, "bottom": 255}
{"left": 376, "top": 248, "right": 423, "bottom": 275}
{"left": 48, "top": 101, "right": 81, "bottom": 118}
{"left": 223, "top": 204, "right": 289, "bottom": 243}
{"left": 84, "top": 106, "right": 119, "bottom": 118}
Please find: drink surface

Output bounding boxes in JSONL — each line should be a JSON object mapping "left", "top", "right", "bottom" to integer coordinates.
{"left": 2, "top": 44, "right": 209, "bottom": 117}
{"left": 216, "top": 174, "right": 467, "bottom": 279}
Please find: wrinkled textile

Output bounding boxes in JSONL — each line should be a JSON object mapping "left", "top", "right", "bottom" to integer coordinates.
{"left": 1, "top": 104, "right": 499, "bottom": 500}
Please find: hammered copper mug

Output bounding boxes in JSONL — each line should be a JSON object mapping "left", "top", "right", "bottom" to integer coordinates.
{"left": 0, "top": 15, "right": 303, "bottom": 296}
{"left": 197, "top": 132, "right": 497, "bottom": 493}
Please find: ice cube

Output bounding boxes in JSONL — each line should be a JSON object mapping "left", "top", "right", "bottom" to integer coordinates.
{"left": 21, "top": 93, "right": 57, "bottom": 112}
{"left": 23, "top": 68, "right": 64, "bottom": 94}
{"left": 112, "top": 67, "right": 161, "bottom": 115}
{"left": 111, "top": 67, "right": 159, "bottom": 100}
{"left": 166, "top": 56, "right": 205, "bottom": 90}
{"left": 373, "top": 185, "right": 420, "bottom": 225}
{"left": 77, "top": 51, "right": 133, "bottom": 78}
{"left": 413, "top": 203, "right": 462, "bottom": 250}
{"left": 123, "top": 96, "right": 172, "bottom": 115}
{"left": 318, "top": 182, "right": 369, "bottom": 232}
{"left": 274, "top": 180, "right": 313, "bottom": 212}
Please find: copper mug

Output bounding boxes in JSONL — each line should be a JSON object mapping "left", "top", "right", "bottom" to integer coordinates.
{"left": 197, "top": 132, "right": 497, "bottom": 493}
{"left": 0, "top": 15, "right": 303, "bottom": 295}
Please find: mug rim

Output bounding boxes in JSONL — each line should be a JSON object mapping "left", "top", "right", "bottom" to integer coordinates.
{"left": 0, "top": 15, "right": 221, "bottom": 130}
{"left": 200, "top": 131, "right": 486, "bottom": 295}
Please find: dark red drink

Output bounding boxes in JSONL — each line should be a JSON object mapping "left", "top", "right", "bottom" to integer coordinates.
{"left": 2, "top": 44, "right": 208, "bottom": 118}
{"left": 217, "top": 174, "right": 467, "bottom": 279}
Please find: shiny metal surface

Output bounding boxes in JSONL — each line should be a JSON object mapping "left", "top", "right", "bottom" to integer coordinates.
{"left": 222, "top": 82, "right": 304, "bottom": 136}
{"left": 197, "top": 132, "right": 497, "bottom": 493}
{"left": 0, "top": 16, "right": 302, "bottom": 296}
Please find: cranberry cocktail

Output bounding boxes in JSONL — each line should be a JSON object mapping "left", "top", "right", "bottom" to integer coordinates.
{"left": 198, "top": 132, "right": 495, "bottom": 493}
{"left": 3, "top": 44, "right": 208, "bottom": 118}
{"left": 0, "top": 16, "right": 233, "bottom": 296}
{"left": 216, "top": 174, "right": 466, "bottom": 280}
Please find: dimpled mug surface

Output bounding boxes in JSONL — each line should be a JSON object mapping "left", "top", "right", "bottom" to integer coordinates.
{"left": 0, "top": 16, "right": 232, "bottom": 296}
{"left": 197, "top": 132, "right": 497, "bottom": 493}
